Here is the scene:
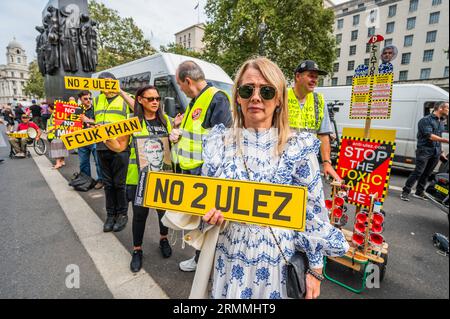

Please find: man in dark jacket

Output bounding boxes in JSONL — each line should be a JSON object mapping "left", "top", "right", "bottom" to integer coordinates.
{"left": 401, "top": 101, "right": 449, "bottom": 201}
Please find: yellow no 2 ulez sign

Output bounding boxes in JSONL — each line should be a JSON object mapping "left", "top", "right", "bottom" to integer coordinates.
{"left": 144, "top": 172, "right": 307, "bottom": 231}
{"left": 64, "top": 76, "right": 120, "bottom": 92}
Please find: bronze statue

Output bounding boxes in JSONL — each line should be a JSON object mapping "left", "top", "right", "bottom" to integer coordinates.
{"left": 35, "top": 26, "right": 47, "bottom": 75}
{"left": 45, "top": 6, "right": 60, "bottom": 75}
{"left": 79, "top": 14, "right": 98, "bottom": 72}
{"left": 60, "top": 4, "right": 81, "bottom": 73}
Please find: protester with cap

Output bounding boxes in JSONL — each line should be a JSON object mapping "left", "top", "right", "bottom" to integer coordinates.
{"left": 287, "top": 60, "right": 340, "bottom": 181}
{"left": 94, "top": 71, "right": 135, "bottom": 233}
{"left": 170, "top": 60, "right": 232, "bottom": 273}
{"left": 8, "top": 113, "right": 41, "bottom": 158}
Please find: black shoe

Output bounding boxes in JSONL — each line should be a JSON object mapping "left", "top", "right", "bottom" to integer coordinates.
{"left": 113, "top": 214, "right": 128, "bottom": 232}
{"left": 159, "top": 238, "right": 172, "bottom": 258}
{"left": 103, "top": 215, "right": 116, "bottom": 232}
{"left": 130, "top": 250, "right": 143, "bottom": 273}
{"left": 400, "top": 193, "right": 410, "bottom": 201}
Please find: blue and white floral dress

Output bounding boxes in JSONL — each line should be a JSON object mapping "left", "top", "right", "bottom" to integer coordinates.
{"left": 201, "top": 124, "right": 349, "bottom": 299}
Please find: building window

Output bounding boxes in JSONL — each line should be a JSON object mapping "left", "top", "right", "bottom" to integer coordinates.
{"left": 444, "top": 66, "right": 449, "bottom": 77}
{"left": 337, "top": 19, "right": 344, "bottom": 29}
{"left": 358, "top": 3, "right": 364, "bottom": 8}
{"left": 11, "top": 72, "right": 14, "bottom": 77}
{"left": 13, "top": 89, "right": 17, "bottom": 95}
{"left": 368, "top": 26, "right": 376, "bottom": 37}
{"left": 336, "top": 34, "right": 342, "bottom": 44}
{"left": 318, "top": 79, "right": 324, "bottom": 87}
{"left": 349, "top": 45, "right": 356, "bottom": 56}
{"left": 353, "top": 14, "right": 360, "bottom": 26}
{"left": 429, "top": 12, "right": 440, "bottom": 24}
{"left": 423, "top": 49, "right": 434, "bottom": 62}
{"left": 404, "top": 35, "right": 414, "bottom": 47}
{"left": 401, "top": 53, "right": 411, "bottom": 65}
{"left": 331, "top": 78, "right": 338, "bottom": 86}
{"left": 420, "top": 68, "right": 431, "bottom": 79}
{"left": 346, "top": 76, "right": 353, "bottom": 85}
{"left": 333, "top": 63, "right": 339, "bottom": 72}
{"left": 409, "top": 0, "right": 418, "bottom": 12}
{"left": 388, "top": 5, "right": 397, "bottom": 17}
{"left": 407, "top": 17, "right": 416, "bottom": 30}
{"left": 10, "top": 56, "right": 13, "bottom": 63}
{"left": 385, "top": 38, "right": 393, "bottom": 46}
{"left": 386, "top": 22, "right": 395, "bottom": 34}
{"left": 399, "top": 71, "right": 408, "bottom": 81}
{"left": 432, "top": 0, "right": 442, "bottom": 5}
{"left": 336, "top": 48, "right": 341, "bottom": 57}
{"left": 366, "top": 43, "right": 371, "bottom": 53}
{"left": 343, "top": 8, "right": 348, "bottom": 13}
{"left": 17, "top": 57, "right": 21, "bottom": 63}
{"left": 426, "top": 31, "right": 437, "bottom": 43}
{"left": 348, "top": 61, "right": 355, "bottom": 71}
{"left": 364, "top": 58, "right": 370, "bottom": 66}
{"left": 20, "top": 73, "right": 24, "bottom": 78}
{"left": 351, "top": 30, "right": 358, "bottom": 41}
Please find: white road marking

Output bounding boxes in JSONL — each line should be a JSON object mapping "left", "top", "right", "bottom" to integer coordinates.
{"left": 0, "top": 131, "right": 7, "bottom": 147}
{"left": 31, "top": 151, "right": 168, "bottom": 299}
{"left": 388, "top": 185, "right": 404, "bottom": 192}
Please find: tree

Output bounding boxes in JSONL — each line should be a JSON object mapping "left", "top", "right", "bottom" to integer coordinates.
{"left": 202, "top": 0, "right": 336, "bottom": 80}
{"left": 23, "top": 60, "right": 44, "bottom": 99}
{"left": 160, "top": 43, "right": 204, "bottom": 60}
{"left": 88, "top": 0, "right": 156, "bottom": 71}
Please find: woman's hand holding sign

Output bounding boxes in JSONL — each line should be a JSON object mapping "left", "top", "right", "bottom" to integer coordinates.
{"left": 202, "top": 208, "right": 225, "bottom": 226}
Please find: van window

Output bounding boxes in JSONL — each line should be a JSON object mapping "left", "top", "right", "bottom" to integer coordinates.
{"left": 207, "top": 80, "right": 233, "bottom": 98}
{"left": 424, "top": 101, "right": 448, "bottom": 132}
{"left": 119, "top": 72, "right": 151, "bottom": 95}
{"left": 154, "top": 76, "right": 185, "bottom": 114}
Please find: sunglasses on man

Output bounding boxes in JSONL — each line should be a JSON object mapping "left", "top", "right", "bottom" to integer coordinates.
{"left": 238, "top": 85, "right": 276, "bottom": 100}
{"left": 141, "top": 96, "right": 161, "bottom": 102}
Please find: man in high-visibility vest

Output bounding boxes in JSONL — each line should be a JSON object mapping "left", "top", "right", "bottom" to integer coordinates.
{"left": 94, "top": 72, "right": 135, "bottom": 233}
{"left": 169, "top": 60, "right": 232, "bottom": 272}
{"left": 288, "top": 60, "right": 340, "bottom": 181}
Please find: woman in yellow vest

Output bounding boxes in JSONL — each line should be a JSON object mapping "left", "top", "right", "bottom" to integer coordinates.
{"left": 105, "top": 85, "right": 174, "bottom": 272}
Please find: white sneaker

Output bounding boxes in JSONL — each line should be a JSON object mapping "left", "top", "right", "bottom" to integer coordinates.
{"left": 16, "top": 152, "right": 26, "bottom": 158}
{"left": 179, "top": 256, "right": 197, "bottom": 272}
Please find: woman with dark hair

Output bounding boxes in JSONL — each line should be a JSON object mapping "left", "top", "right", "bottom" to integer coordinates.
{"left": 105, "top": 85, "right": 177, "bottom": 272}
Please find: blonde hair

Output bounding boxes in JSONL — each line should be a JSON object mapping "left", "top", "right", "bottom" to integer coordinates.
{"left": 232, "top": 57, "right": 290, "bottom": 155}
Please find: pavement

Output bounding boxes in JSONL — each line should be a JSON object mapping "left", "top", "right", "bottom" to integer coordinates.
{"left": 0, "top": 124, "right": 448, "bottom": 299}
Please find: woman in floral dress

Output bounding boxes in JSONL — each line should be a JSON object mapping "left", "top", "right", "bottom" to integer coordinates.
{"left": 164, "top": 57, "right": 349, "bottom": 299}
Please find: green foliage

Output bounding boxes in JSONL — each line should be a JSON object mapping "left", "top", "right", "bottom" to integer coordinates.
{"left": 88, "top": 0, "right": 156, "bottom": 71}
{"left": 202, "top": 0, "right": 336, "bottom": 80}
{"left": 23, "top": 60, "right": 44, "bottom": 99}
{"left": 160, "top": 43, "right": 204, "bottom": 59}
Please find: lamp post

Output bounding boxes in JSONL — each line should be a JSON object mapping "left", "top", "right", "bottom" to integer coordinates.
{"left": 258, "top": 19, "right": 267, "bottom": 56}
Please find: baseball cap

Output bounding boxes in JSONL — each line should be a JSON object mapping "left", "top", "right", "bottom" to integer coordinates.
{"left": 98, "top": 72, "right": 117, "bottom": 80}
{"left": 294, "top": 60, "right": 328, "bottom": 76}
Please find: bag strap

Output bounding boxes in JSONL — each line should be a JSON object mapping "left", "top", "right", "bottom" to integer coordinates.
{"left": 268, "top": 227, "right": 290, "bottom": 266}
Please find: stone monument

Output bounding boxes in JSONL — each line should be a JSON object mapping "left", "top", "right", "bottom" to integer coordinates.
{"left": 36, "top": 0, "right": 98, "bottom": 102}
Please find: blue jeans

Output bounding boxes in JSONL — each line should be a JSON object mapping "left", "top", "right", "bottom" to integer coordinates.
{"left": 78, "top": 144, "right": 103, "bottom": 181}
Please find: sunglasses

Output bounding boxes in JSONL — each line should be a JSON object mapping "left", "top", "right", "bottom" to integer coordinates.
{"left": 238, "top": 85, "right": 276, "bottom": 100}
{"left": 141, "top": 96, "right": 161, "bottom": 102}
{"left": 82, "top": 97, "right": 92, "bottom": 100}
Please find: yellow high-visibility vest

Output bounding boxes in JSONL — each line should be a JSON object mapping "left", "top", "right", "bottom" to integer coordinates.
{"left": 126, "top": 114, "right": 172, "bottom": 185}
{"left": 287, "top": 88, "right": 324, "bottom": 133}
{"left": 175, "top": 87, "right": 225, "bottom": 170}
{"left": 46, "top": 113, "right": 55, "bottom": 140}
{"left": 94, "top": 94, "right": 130, "bottom": 125}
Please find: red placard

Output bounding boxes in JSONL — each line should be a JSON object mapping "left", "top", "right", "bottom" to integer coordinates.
{"left": 54, "top": 101, "right": 83, "bottom": 137}
{"left": 336, "top": 136, "right": 395, "bottom": 207}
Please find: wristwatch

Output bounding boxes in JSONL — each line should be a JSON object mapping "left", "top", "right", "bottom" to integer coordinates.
{"left": 322, "top": 160, "right": 332, "bottom": 165}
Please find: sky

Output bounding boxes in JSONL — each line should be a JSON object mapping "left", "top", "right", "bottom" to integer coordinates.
{"left": 0, "top": 0, "right": 207, "bottom": 65}
{"left": 0, "top": 0, "right": 349, "bottom": 66}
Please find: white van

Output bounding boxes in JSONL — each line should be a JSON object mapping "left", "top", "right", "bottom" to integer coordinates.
{"left": 316, "top": 84, "right": 449, "bottom": 169}
{"left": 92, "top": 52, "right": 233, "bottom": 117}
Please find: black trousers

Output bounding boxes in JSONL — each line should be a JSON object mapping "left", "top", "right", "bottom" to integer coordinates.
{"left": 127, "top": 185, "right": 168, "bottom": 247}
{"left": 97, "top": 149, "right": 130, "bottom": 217}
{"left": 403, "top": 148, "right": 440, "bottom": 195}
